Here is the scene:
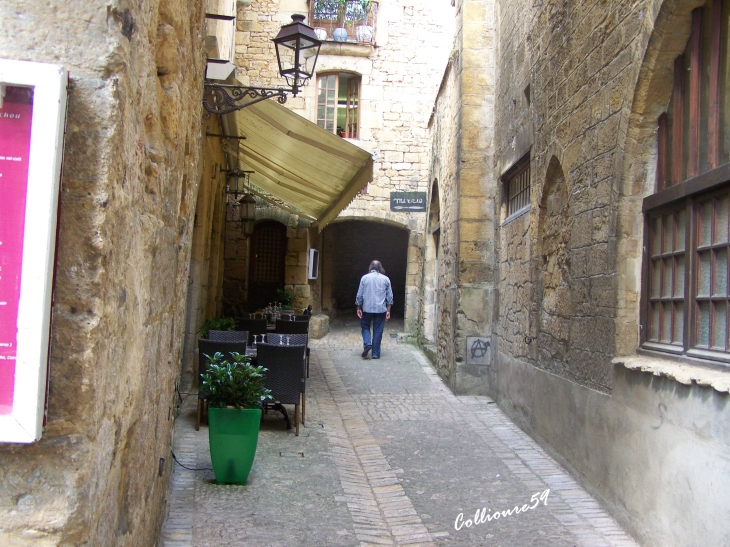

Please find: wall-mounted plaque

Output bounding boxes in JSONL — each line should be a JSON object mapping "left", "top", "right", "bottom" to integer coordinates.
{"left": 390, "top": 191, "right": 427, "bottom": 212}
{"left": 0, "top": 59, "right": 67, "bottom": 443}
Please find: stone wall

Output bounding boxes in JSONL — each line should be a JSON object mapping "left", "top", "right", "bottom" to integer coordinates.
{"left": 493, "top": 0, "right": 652, "bottom": 393}
{"left": 487, "top": 0, "right": 730, "bottom": 545}
{"left": 424, "top": 0, "right": 497, "bottom": 393}
{"left": 427, "top": 56, "right": 461, "bottom": 383}
{"left": 181, "top": 115, "right": 228, "bottom": 383}
{"left": 0, "top": 1, "right": 206, "bottom": 545}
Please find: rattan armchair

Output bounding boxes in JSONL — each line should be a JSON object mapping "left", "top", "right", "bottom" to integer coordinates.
{"left": 275, "top": 320, "right": 311, "bottom": 377}
{"left": 208, "top": 330, "right": 248, "bottom": 342}
{"left": 257, "top": 342, "right": 306, "bottom": 436}
{"left": 234, "top": 318, "right": 268, "bottom": 345}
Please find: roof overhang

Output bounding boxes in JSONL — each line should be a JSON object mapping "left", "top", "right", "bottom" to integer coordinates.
{"left": 224, "top": 99, "right": 373, "bottom": 231}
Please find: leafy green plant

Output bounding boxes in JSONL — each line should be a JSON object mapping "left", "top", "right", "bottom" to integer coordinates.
{"left": 200, "top": 352, "right": 271, "bottom": 409}
{"left": 199, "top": 317, "right": 236, "bottom": 338}
{"left": 276, "top": 288, "right": 295, "bottom": 306}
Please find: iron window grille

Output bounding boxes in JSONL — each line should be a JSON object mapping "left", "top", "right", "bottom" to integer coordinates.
{"left": 502, "top": 155, "right": 531, "bottom": 220}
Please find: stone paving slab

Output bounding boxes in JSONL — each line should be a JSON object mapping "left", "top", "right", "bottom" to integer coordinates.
{"left": 159, "top": 320, "right": 639, "bottom": 547}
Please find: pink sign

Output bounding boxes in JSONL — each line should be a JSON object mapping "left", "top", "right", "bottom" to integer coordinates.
{"left": 0, "top": 86, "right": 34, "bottom": 415}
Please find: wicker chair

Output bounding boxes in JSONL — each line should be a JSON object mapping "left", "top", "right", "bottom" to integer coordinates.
{"left": 208, "top": 330, "right": 248, "bottom": 342}
{"left": 196, "top": 339, "right": 248, "bottom": 431}
{"left": 234, "top": 318, "right": 268, "bottom": 345}
{"left": 275, "top": 320, "right": 311, "bottom": 377}
{"left": 257, "top": 343, "right": 306, "bottom": 436}
{"left": 265, "top": 334, "right": 308, "bottom": 423}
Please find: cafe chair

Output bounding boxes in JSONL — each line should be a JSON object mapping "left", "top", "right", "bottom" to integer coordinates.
{"left": 257, "top": 342, "right": 306, "bottom": 436}
{"left": 275, "top": 319, "right": 311, "bottom": 377}
{"left": 196, "top": 339, "right": 248, "bottom": 431}
{"left": 235, "top": 318, "right": 268, "bottom": 345}
{"left": 265, "top": 334, "right": 308, "bottom": 423}
{"left": 208, "top": 330, "right": 248, "bottom": 343}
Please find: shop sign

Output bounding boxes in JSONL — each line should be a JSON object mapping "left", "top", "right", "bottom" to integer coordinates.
{"left": 390, "top": 191, "right": 427, "bottom": 212}
{"left": 0, "top": 59, "right": 67, "bottom": 443}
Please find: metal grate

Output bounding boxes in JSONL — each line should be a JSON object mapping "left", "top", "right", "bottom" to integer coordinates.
{"left": 506, "top": 162, "right": 530, "bottom": 217}
{"left": 252, "top": 222, "right": 285, "bottom": 283}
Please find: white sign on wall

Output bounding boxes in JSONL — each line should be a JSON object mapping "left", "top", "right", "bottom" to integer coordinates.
{"left": 0, "top": 59, "right": 67, "bottom": 443}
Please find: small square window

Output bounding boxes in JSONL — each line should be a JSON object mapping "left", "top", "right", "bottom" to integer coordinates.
{"left": 503, "top": 156, "right": 531, "bottom": 219}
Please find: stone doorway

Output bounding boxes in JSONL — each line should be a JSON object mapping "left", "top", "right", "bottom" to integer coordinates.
{"left": 322, "top": 220, "right": 409, "bottom": 318}
{"left": 248, "top": 220, "right": 287, "bottom": 310}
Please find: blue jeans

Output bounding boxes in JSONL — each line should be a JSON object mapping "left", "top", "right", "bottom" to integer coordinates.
{"left": 361, "top": 312, "right": 386, "bottom": 358}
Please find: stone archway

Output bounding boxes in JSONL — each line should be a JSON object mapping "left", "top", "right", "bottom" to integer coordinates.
{"left": 535, "top": 157, "right": 573, "bottom": 376}
{"left": 322, "top": 220, "right": 410, "bottom": 319}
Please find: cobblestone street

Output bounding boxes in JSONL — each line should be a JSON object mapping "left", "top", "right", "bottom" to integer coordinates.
{"left": 159, "top": 319, "right": 639, "bottom": 547}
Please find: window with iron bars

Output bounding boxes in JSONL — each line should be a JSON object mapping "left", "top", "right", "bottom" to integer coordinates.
{"left": 503, "top": 156, "right": 531, "bottom": 220}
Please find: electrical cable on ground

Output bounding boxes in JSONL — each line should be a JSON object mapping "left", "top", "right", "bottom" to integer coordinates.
{"left": 171, "top": 451, "right": 213, "bottom": 472}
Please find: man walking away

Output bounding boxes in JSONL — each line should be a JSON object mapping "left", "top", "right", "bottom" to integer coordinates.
{"left": 355, "top": 260, "right": 393, "bottom": 359}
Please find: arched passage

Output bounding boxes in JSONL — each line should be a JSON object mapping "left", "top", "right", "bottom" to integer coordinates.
{"left": 322, "top": 220, "right": 409, "bottom": 318}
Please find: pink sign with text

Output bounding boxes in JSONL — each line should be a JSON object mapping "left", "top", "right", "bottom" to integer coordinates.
{"left": 0, "top": 86, "right": 34, "bottom": 415}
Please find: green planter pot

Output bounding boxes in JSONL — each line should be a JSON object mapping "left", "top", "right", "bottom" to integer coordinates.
{"left": 208, "top": 407, "right": 261, "bottom": 484}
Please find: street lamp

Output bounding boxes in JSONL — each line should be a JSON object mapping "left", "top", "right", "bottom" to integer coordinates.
{"left": 226, "top": 169, "right": 257, "bottom": 236}
{"left": 273, "top": 14, "right": 322, "bottom": 96}
{"left": 203, "top": 14, "right": 322, "bottom": 114}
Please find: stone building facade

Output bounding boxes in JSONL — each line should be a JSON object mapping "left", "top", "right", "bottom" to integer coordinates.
{"left": 0, "top": 0, "right": 224, "bottom": 545}
{"left": 220, "top": 0, "right": 455, "bottom": 332}
{"left": 425, "top": 0, "right": 730, "bottom": 546}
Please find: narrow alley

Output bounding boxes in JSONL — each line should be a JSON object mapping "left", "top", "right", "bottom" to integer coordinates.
{"left": 160, "top": 320, "right": 638, "bottom": 547}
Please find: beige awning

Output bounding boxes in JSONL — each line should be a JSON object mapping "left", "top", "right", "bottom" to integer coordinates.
{"left": 226, "top": 99, "right": 373, "bottom": 231}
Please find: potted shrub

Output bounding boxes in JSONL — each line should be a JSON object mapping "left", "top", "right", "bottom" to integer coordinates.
{"left": 199, "top": 316, "right": 236, "bottom": 338}
{"left": 332, "top": 0, "right": 349, "bottom": 41}
{"left": 200, "top": 352, "right": 271, "bottom": 484}
{"left": 276, "top": 288, "right": 296, "bottom": 310}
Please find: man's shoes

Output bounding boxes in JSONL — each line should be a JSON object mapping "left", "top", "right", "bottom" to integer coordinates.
{"left": 372, "top": 356, "right": 380, "bottom": 359}
{"left": 362, "top": 345, "right": 372, "bottom": 358}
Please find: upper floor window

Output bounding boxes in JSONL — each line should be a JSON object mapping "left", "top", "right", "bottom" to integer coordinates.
{"left": 310, "top": 0, "right": 376, "bottom": 44}
{"left": 317, "top": 72, "right": 360, "bottom": 139}
{"left": 642, "top": 0, "right": 730, "bottom": 363}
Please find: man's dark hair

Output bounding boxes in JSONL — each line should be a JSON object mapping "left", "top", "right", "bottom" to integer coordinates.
{"left": 369, "top": 260, "right": 385, "bottom": 274}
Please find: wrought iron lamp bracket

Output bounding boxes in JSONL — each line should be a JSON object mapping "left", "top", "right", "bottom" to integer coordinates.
{"left": 203, "top": 83, "right": 290, "bottom": 115}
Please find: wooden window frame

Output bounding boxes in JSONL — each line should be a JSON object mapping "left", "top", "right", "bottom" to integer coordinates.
{"left": 316, "top": 72, "right": 361, "bottom": 139}
{"left": 656, "top": 1, "right": 725, "bottom": 190}
{"left": 643, "top": 0, "right": 730, "bottom": 367}
{"left": 641, "top": 165, "right": 730, "bottom": 364}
